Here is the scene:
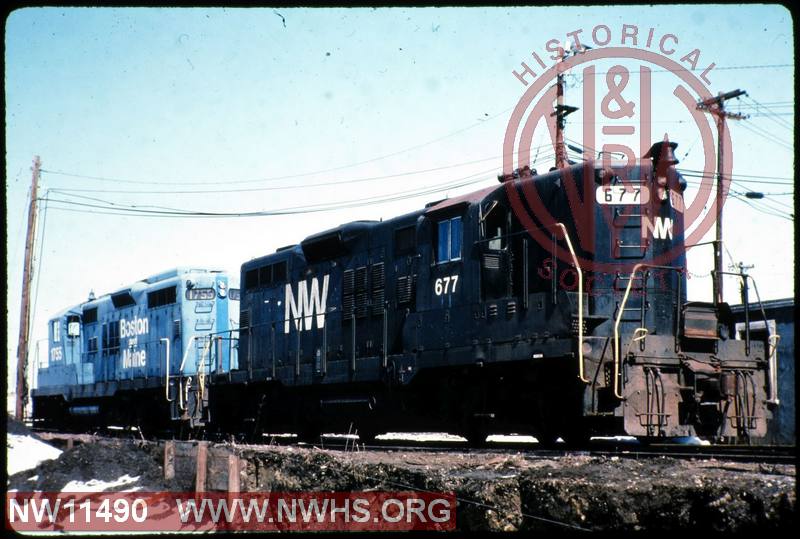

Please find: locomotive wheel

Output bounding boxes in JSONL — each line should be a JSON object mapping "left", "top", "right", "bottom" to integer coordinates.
{"left": 535, "top": 433, "right": 560, "bottom": 448}
{"left": 466, "top": 431, "right": 489, "bottom": 447}
{"left": 357, "top": 426, "right": 379, "bottom": 445}
{"left": 464, "top": 420, "right": 490, "bottom": 447}
{"left": 560, "top": 419, "right": 591, "bottom": 449}
{"left": 297, "top": 422, "right": 322, "bottom": 444}
{"left": 176, "top": 420, "right": 194, "bottom": 441}
{"left": 560, "top": 431, "right": 591, "bottom": 449}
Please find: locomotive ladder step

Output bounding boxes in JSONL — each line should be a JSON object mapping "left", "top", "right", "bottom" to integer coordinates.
{"left": 614, "top": 274, "right": 645, "bottom": 290}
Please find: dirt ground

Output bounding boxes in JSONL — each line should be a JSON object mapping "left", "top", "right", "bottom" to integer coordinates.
{"left": 238, "top": 445, "right": 795, "bottom": 532}
{"left": 8, "top": 438, "right": 796, "bottom": 532}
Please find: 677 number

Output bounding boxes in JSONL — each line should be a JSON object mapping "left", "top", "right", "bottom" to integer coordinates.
{"left": 434, "top": 275, "right": 459, "bottom": 296}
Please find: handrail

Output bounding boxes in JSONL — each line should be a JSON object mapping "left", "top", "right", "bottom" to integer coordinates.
{"left": 197, "top": 336, "right": 212, "bottom": 401}
{"left": 613, "top": 263, "right": 645, "bottom": 398}
{"left": 715, "top": 270, "right": 780, "bottom": 405}
{"left": 613, "top": 263, "right": 684, "bottom": 399}
{"left": 175, "top": 334, "right": 212, "bottom": 411}
{"left": 746, "top": 273, "right": 780, "bottom": 406}
{"left": 551, "top": 223, "right": 587, "bottom": 383}
{"left": 178, "top": 335, "right": 198, "bottom": 373}
{"left": 768, "top": 334, "right": 781, "bottom": 404}
{"left": 161, "top": 338, "right": 171, "bottom": 402}
{"left": 622, "top": 328, "right": 649, "bottom": 397}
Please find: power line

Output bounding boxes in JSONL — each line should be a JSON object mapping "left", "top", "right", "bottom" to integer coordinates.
{"left": 735, "top": 100, "right": 792, "bottom": 107}
{"left": 680, "top": 172, "right": 793, "bottom": 186}
{"left": 44, "top": 153, "right": 517, "bottom": 195}
{"left": 558, "top": 139, "right": 792, "bottom": 184}
{"left": 581, "top": 63, "right": 792, "bottom": 76}
{"left": 742, "top": 96, "right": 793, "bottom": 131}
{"left": 42, "top": 167, "right": 503, "bottom": 218}
{"left": 731, "top": 189, "right": 794, "bottom": 211}
{"left": 39, "top": 106, "right": 516, "bottom": 187}
{"left": 682, "top": 176, "right": 793, "bottom": 218}
{"left": 733, "top": 120, "right": 793, "bottom": 151}
{"left": 728, "top": 191, "right": 793, "bottom": 221}
{"left": 43, "top": 150, "right": 567, "bottom": 219}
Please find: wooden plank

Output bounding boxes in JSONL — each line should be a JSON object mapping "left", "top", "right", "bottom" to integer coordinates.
{"left": 37, "top": 432, "right": 96, "bottom": 443}
{"left": 195, "top": 442, "right": 208, "bottom": 493}
{"left": 175, "top": 442, "right": 196, "bottom": 457}
{"left": 228, "top": 454, "right": 240, "bottom": 493}
{"left": 163, "top": 441, "right": 175, "bottom": 481}
{"left": 207, "top": 453, "right": 230, "bottom": 491}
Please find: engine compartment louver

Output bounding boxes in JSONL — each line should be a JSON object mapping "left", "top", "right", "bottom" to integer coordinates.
{"left": 343, "top": 269, "right": 355, "bottom": 295}
{"left": 371, "top": 262, "right": 385, "bottom": 289}
{"left": 355, "top": 266, "right": 368, "bottom": 292}
{"left": 371, "top": 288, "right": 385, "bottom": 315}
{"left": 397, "top": 275, "right": 416, "bottom": 305}
{"left": 355, "top": 292, "right": 368, "bottom": 318}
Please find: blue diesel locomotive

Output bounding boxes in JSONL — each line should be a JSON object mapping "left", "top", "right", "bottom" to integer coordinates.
{"left": 32, "top": 267, "right": 239, "bottom": 433}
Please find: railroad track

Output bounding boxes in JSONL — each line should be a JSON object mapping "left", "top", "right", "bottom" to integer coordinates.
{"left": 30, "top": 429, "right": 796, "bottom": 465}
{"left": 320, "top": 440, "right": 796, "bottom": 464}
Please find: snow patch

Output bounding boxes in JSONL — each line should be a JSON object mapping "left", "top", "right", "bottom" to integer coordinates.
{"left": 674, "top": 436, "right": 712, "bottom": 446}
{"left": 591, "top": 435, "right": 641, "bottom": 444}
{"left": 62, "top": 474, "right": 141, "bottom": 492}
{"left": 376, "top": 432, "right": 468, "bottom": 442}
{"left": 487, "top": 434, "right": 539, "bottom": 443}
{"left": 6, "top": 433, "right": 62, "bottom": 475}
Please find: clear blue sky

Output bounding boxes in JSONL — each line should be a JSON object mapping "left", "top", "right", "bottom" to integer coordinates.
{"left": 5, "top": 6, "right": 794, "bottom": 408}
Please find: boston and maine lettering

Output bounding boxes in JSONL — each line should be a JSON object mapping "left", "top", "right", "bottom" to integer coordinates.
{"left": 120, "top": 317, "right": 149, "bottom": 368}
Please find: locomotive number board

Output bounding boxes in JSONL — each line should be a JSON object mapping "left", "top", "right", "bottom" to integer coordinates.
{"left": 595, "top": 185, "right": 650, "bottom": 205}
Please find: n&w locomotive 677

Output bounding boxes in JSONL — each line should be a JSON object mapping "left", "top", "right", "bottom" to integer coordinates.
{"left": 210, "top": 141, "right": 777, "bottom": 444}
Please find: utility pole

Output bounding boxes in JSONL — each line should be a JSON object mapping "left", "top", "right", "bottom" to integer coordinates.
{"left": 552, "top": 43, "right": 588, "bottom": 169}
{"left": 697, "top": 89, "right": 748, "bottom": 305}
{"left": 16, "top": 156, "right": 41, "bottom": 420}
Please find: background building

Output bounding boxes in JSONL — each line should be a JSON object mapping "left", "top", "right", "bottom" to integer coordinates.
{"left": 731, "top": 298, "right": 794, "bottom": 445}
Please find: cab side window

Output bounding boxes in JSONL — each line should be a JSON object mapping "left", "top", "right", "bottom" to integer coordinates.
{"left": 483, "top": 202, "right": 508, "bottom": 250}
{"left": 436, "top": 217, "right": 462, "bottom": 263}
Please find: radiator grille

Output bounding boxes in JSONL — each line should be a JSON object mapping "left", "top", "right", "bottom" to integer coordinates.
{"left": 397, "top": 275, "right": 416, "bottom": 304}
{"left": 371, "top": 288, "right": 385, "bottom": 315}
{"left": 371, "top": 262, "right": 385, "bottom": 289}
{"left": 343, "top": 269, "right": 355, "bottom": 295}
{"left": 355, "top": 292, "right": 368, "bottom": 318}
{"left": 355, "top": 266, "right": 368, "bottom": 292}
{"left": 342, "top": 295, "right": 355, "bottom": 318}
